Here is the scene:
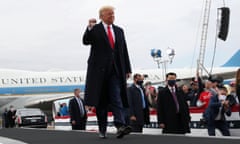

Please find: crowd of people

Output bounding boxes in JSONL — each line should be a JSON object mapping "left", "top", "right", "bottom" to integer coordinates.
{"left": 178, "top": 73, "right": 239, "bottom": 136}
{"left": 68, "top": 72, "right": 239, "bottom": 137}
{"left": 1, "top": 105, "right": 16, "bottom": 128}
{"left": 76, "top": 5, "right": 240, "bottom": 138}
{"left": 179, "top": 74, "right": 239, "bottom": 109}
{"left": 131, "top": 72, "right": 239, "bottom": 136}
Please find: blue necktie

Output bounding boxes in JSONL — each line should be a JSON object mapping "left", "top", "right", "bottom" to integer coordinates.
{"left": 77, "top": 98, "right": 85, "bottom": 117}
{"left": 138, "top": 86, "right": 146, "bottom": 109}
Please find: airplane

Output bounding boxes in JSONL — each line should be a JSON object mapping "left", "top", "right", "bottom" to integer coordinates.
{"left": 0, "top": 49, "right": 239, "bottom": 117}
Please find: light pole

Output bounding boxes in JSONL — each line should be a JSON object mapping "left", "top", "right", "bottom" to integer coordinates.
{"left": 151, "top": 48, "right": 175, "bottom": 80}
{"left": 150, "top": 49, "right": 162, "bottom": 69}
{"left": 166, "top": 47, "right": 175, "bottom": 64}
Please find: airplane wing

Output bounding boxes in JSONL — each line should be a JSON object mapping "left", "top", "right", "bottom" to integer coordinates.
{"left": 141, "top": 67, "right": 239, "bottom": 87}
{"left": 177, "top": 67, "right": 238, "bottom": 85}
{"left": 24, "top": 93, "right": 74, "bottom": 110}
{"left": 0, "top": 93, "right": 79, "bottom": 116}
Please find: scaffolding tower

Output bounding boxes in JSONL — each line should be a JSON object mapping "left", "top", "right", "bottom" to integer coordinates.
{"left": 197, "top": 0, "right": 212, "bottom": 76}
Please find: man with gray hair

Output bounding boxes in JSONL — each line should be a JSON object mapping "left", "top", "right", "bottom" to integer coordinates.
{"left": 83, "top": 6, "right": 132, "bottom": 138}
{"left": 69, "top": 88, "right": 87, "bottom": 130}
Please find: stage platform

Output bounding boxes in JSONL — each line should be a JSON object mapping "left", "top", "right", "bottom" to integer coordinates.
{"left": 0, "top": 128, "right": 240, "bottom": 144}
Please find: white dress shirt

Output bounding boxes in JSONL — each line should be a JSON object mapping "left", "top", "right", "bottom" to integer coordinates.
{"left": 168, "top": 86, "right": 176, "bottom": 93}
{"left": 102, "top": 22, "right": 115, "bottom": 42}
{"left": 75, "top": 97, "right": 85, "bottom": 117}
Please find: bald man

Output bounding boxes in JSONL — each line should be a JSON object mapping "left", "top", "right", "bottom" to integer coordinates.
{"left": 83, "top": 6, "right": 132, "bottom": 139}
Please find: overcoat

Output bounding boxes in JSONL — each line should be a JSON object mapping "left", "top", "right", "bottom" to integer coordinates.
{"left": 82, "top": 22, "right": 132, "bottom": 108}
{"left": 157, "top": 86, "right": 191, "bottom": 134}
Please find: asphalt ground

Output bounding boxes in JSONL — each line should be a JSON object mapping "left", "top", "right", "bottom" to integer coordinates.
{"left": 0, "top": 128, "right": 240, "bottom": 144}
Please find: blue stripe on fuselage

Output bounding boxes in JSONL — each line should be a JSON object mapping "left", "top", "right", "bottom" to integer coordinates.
{"left": 0, "top": 85, "right": 85, "bottom": 95}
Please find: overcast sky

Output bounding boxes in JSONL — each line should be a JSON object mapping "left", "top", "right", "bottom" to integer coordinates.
{"left": 0, "top": 0, "right": 239, "bottom": 71}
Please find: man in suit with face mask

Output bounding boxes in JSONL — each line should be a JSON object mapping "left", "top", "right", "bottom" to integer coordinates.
{"left": 205, "top": 86, "right": 231, "bottom": 136}
{"left": 127, "top": 74, "right": 150, "bottom": 133}
{"left": 157, "top": 72, "right": 190, "bottom": 134}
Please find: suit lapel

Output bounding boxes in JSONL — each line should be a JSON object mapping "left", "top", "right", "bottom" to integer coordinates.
{"left": 166, "top": 87, "right": 172, "bottom": 96}
{"left": 166, "top": 86, "right": 181, "bottom": 106}
{"left": 74, "top": 98, "right": 82, "bottom": 112}
{"left": 74, "top": 98, "right": 86, "bottom": 114}
{"left": 167, "top": 86, "right": 179, "bottom": 98}
{"left": 73, "top": 98, "right": 79, "bottom": 109}
{"left": 133, "top": 84, "right": 142, "bottom": 96}
{"left": 112, "top": 24, "right": 118, "bottom": 48}
{"left": 99, "top": 22, "right": 115, "bottom": 50}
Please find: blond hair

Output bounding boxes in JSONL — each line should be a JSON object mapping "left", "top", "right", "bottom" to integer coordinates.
{"left": 99, "top": 6, "right": 115, "bottom": 17}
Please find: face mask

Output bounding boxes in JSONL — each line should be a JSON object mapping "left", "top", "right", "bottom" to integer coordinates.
{"left": 168, "top": 80, "right": 176, "bottom": 87}
{"left": 219, "top": 95, "right": 226, "bottom": 101}
{"left": 136, "top": 80, "right": 144, "bottom": 86}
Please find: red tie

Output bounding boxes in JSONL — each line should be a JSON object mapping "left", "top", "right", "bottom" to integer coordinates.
{"left": 107, "top": 25, "right": 114, "bottom": 49}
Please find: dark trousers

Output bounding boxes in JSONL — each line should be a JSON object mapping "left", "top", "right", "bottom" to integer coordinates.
{"left": 96, "top": 74, "right": 125, "bottom": 133}
{"left": 130, "top": 121, "right": 143, "bottom": 133}
{"left": 124, "top": 108, "right": 130, "bottom": 126}
{"left": 9, "top": 120, "right": 15, "bottom": 128}
{"left": 163, "top": 113, "right": 185, "bottom": 134}
{"left": 207, "top": 120, "right": 230, "bottom": 136}
{"left": 71, "top": 120, "right": 86, "bottom": 130}
{"left": 2, "top": 116, "right": 9, "bottom": 128}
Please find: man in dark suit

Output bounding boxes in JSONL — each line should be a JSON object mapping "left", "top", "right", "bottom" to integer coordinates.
{"left": 157, "top": 72, "right": 190, "bottom": 134}
{"left": 7, "top": 105, "right": 16, "bottom": 128}
{"left": 69, "top": 89, "right": 87, "bottom": 130}
{"left": 2, "top": 108, "right": 9, "bottom": 128}
{"left": 127, "top": 74, "right": 150, "bottom": 133}
{"left": 237, "top": 68, "right": 240, "bottom": 115}
{"left": 204, "top": 86, "right": 231, "bottom": 136}
{"left": 82, "top": 6, "right": 132, "bottom": 139}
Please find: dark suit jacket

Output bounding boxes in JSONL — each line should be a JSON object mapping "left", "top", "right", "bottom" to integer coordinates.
{"left": 237, "top": 84, "right": 240, "bottom": 115}
{"left": 7, "top": 110, "right": 16, "bottom": 127}
{"left": 237, "top": 84, "right": 240, "bottom": 103}
{"left": 204, "top": 95, "right": 231, "bottom": 125}
{"left": 69, "top": 97, "right": 87, "bottom": 125}
{"left": 127, "top": 84, "right": 150, "bottom": 125}
{"left": 82, "top": 22, "right": 132, "bottom": 108}
{"left": 157, "top": 86, "right": 190, "bottom": 134}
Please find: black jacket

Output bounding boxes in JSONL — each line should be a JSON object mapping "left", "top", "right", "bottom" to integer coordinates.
{"left": 69, "top": 97, "right": 87, "bottom": 125}
{"left": 7, "top": 110, "right": 16, "bottom": 127}
{"left": 127, "top": 84, "right": 150, "bottom": 125}
{"left": 157, "top": 86, "right": 190, "bottom": 134}
{"left": 83, "top": 22, "right": 132, "bottom": 108}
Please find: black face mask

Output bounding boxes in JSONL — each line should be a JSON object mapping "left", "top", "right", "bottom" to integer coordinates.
{"left": 168, "top": 80, "right": 176, "bottom": 87}
{"left": 136, "top": 80, "right": 144, "bottom": 86}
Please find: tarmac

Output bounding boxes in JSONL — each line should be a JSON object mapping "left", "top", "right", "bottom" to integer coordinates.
{"left": 0, "top": 136, "right": 27, "bottom": 144}
{"left": 0, "top": 128, "right": 240, "bottom": 144}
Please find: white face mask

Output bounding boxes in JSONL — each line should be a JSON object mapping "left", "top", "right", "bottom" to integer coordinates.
{"left": 219, "top": 95, "right": 226, "bottom": 101}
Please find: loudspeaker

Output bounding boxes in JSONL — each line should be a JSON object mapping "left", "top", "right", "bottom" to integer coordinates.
{"left": 218, "top": 7, "right": 230, "bottom": 41}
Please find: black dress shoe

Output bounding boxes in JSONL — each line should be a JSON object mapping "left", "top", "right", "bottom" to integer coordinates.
{"left": 99, "top": 132, "right": 107, "bottom": 139}
{"left": 116, "top": 126, "right": 132, "bottom": 139}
